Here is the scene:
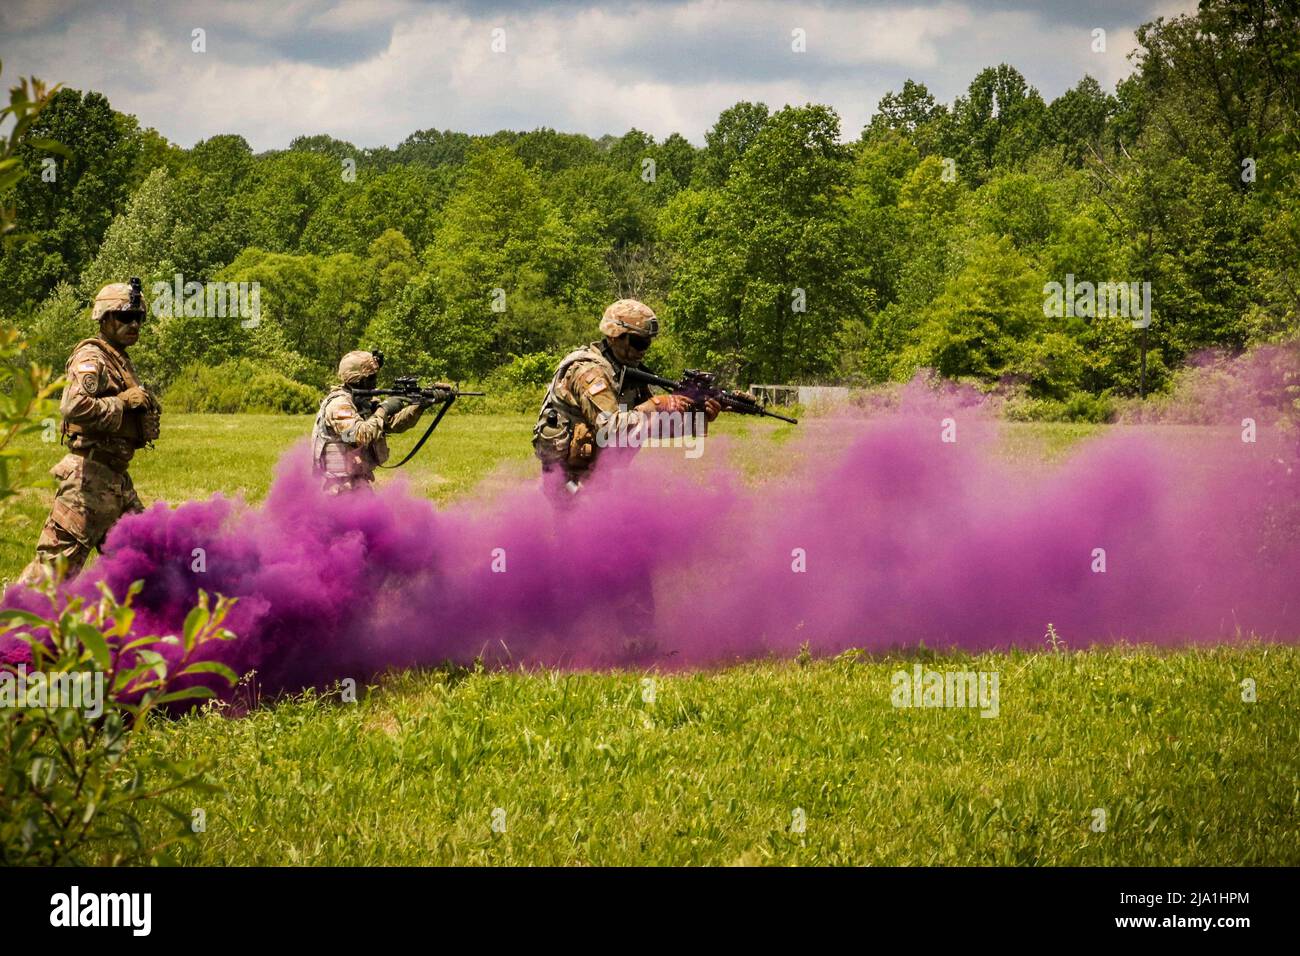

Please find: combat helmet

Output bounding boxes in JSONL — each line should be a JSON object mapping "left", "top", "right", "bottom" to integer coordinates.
{"left": 92, "top": 278, "right": 146, "bottom": 322}
{"left": 598, "top": 299, "right": 659, "bottom": 340}
{"left": 338, "top": 350, "right": 381, "bottom": 385}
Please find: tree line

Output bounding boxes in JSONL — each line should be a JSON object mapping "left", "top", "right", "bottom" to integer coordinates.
{"left": 2, "top": 0, "right": 1296, "bottom": 419}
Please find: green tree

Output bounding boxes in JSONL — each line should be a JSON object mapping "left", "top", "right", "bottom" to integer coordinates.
{"left": 902, "top": 233, "right": 1043, "bottom": 382}
{"left": 944, "top": 65, "right": 1049, "bottom": 182}
{"left": 695, "top": 101, "right": 769, "bottom": 187}
{"left": 0, "top": 89, "right": 143, "bottom": 314}
{"left": 168, "top": 134, "right": 255, "bottom": 278}
{"left": 79, "top": 166, "right": 179, "bottom": 297}
{"left": 1046, "top": 75, "right": 1114, "bottom": 167}
{"left": 513, "top": 128, "right": 602, "bottom": 173}
{"left": 227, "top": 151, "right": 343, "bottom": 254}
{"left": 863, "top": 79, "right": 948, "bottom": 156}
{"left": 299, "top": 164, "right": 451, "bottom": 256}
{"left": 664, "top": 105, "right": 862, "bottom": 383}
{"left": 422, "top": 145, "right": 599, "bottom": 376}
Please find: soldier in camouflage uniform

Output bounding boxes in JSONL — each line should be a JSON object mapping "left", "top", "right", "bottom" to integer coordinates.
{"left": 311, "top": 350, "right": 428, "bottom": 494}
{"left": 17, "top": 282, "right": 162, "bottom": 587}
{"left": 532, "top": 299, "right": 718, "bottom": 494}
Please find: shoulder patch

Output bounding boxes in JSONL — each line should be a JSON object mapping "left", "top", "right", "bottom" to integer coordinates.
{"left": 588, "top": 379, "right": 608, "bottom": 396}
{"left": 75, "top": 361, "right": 98, "bottom": 373}
{"left": 329, "top": 394, "right": 359, "bottom": 419}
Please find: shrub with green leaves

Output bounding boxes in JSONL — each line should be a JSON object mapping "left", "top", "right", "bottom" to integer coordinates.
{"left": 0, "top": 324, "right": 62, "bottom": 535}
{"left": 162, "top": 359, "right": 320, "bottom": 414}
{"left": 0, "top": 584, "right": 238, "bottom": 865}
{"left": 1004, "top": 391, "right": 1116, "bottom": 424}
{"left": 469, "top": 350, "right": 560, "bottom": 414}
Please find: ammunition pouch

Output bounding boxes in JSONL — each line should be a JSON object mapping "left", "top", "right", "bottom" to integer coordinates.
{"left": 142, "top": 408, "right": 161, "bottom": 443}
{"left": 533, "top": 414, "right": 573, "bottom": 466}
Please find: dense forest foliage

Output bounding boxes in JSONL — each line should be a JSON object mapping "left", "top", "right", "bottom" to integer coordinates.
{"left": 2, "top": 0, "right": 1296, "bottom": 418}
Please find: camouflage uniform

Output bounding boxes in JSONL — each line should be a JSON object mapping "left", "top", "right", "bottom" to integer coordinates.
{"left": 311, "top": 351, "right": 425, "bottom": 494}
{"left": 532, "top": 300, "right": 680, "bottom": 642}
{"left": 18, "top": 287, "right": 160, "bottom": 586}
{"left": 532, "top": 338, "right": 654, "bottom": 487}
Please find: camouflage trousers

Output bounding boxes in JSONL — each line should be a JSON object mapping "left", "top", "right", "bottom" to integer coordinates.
{"left": 17, "top": 453, "right": 143, "bottom": 587}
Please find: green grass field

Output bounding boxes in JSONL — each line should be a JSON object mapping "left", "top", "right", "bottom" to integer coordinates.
{"left": 4, "top": 414, "right": 1298, "bottom": 865}
{"left": 145, "top": 647, "right": 1298, "bottom": 865}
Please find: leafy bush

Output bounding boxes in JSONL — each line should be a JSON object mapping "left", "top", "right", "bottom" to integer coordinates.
{"left": 16, "top": 281, "right": 85, "bottom": 377}
{"left": 0, "top": 584, "right": 237, "bottom": 865}
{"left": 467, "top": 350, "right": 561, "bottom": 415}
{"left": 162, "top": 359, "right": 320, "bottom": 414}
{"left": 0, "top": 325, "right": 63, "bottom": 535}
{"left": 1004, "top": 390, "right": 1116, "bottom": 423}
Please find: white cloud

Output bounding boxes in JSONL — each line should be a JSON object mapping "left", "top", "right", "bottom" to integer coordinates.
{"left": 1, "top": 0, "right": 1194, "bottom": 150}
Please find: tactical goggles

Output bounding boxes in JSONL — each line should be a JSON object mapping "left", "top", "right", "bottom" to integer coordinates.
{"left": 625, "top": 334, "right": 653, "bottom": 351}
{"left": 114, "top": 310, "right": 145, "bottom": 325}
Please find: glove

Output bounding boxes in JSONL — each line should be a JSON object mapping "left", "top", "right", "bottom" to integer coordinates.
{"left": 421, "top": 383, "right": 455, "bottom": 405}
{"left": 636, "top": 393, "right": 693, "bottom": 415}
{"left": 378, "top": 395, "right": 407, "bottom": 418}
{"left": 119, "top": 386, "right": 150, "bottom": 410}
{"left": 703, "top": 398, "right": 721, "bottom": 422}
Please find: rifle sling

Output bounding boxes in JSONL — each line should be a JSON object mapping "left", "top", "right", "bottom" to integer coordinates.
{"left": 380, "top": 393, "right": 456, "bottom": 469}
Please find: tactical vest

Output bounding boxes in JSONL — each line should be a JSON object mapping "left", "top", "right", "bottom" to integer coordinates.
{"left": 311, "top": 386, "right": 389, "bottom": 481}
{"left": 61, "top": 337, "right": 147, "bottom": 459}
{"left": 532, "top": 342, "right": 650, "bottom": 464}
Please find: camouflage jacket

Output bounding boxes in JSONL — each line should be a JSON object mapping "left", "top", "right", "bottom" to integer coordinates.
{"left": 533, "top": 340, "right": 654, "bottom": 450}
{"left": 61, "top": 337, "right": 157, "bottom": 467}
{"left": 311, "top": 386, "right": 424, "bottom": 482}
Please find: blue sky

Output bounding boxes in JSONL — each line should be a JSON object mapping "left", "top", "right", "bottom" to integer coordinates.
{"left": 1, "top": 0, "right": 1194, "bottom": 150}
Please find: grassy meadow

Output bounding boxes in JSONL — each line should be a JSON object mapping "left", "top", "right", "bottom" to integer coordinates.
{"left": 2, "top": 413, "right": 1297, "bottom": 865}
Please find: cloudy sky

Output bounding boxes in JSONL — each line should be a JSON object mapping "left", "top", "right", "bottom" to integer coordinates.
{"left": 1, "top": 0, "right": 1194, "bottom": 150}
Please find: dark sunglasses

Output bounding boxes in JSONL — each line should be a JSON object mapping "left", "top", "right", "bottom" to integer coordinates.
{"left": 116, "top": 311, "right": 145, "bottom": 326}
{"left": 625, "top": 334, "right": 652, "bottom": 351}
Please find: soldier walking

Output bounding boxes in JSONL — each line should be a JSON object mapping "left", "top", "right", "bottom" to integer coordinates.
{"left": 532, "top": 299, "right": 718, "bottom": 496}
{"left": 18, "top": 280, "right": 161, "bottom": 587}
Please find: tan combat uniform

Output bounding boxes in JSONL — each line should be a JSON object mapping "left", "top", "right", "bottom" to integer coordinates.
{"left": 532, "top": 340, "right": 654, "bottom": 485}
{"left": 311, "top": 387, "right": 424, "bottom": 493}
{"left": 18, "top": 338, "right": 158, "bottom": 586}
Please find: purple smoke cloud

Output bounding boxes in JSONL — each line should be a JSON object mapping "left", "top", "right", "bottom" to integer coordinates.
{"left": 4, "top": 347, "right": 1297, "bottom": 694}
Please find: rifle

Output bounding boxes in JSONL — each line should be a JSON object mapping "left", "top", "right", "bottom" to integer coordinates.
{"left": 621, "top": 367, "right": 798, "bottom": 424}
{"left": 351, "top": 376, "right": 486, "bottom": 468}
{"left": 353, "top": 376, "right": 485, "bottom": 406}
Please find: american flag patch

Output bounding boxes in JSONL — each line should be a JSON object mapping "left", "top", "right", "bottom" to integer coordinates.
{"left": 75, "top": 361, "right": 97, "bottom": 373}
{"left": 588, "top": 379, "right": 608, "bottom": 396}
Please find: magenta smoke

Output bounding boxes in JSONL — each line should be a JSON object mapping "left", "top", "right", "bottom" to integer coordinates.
{"left": 4, "top": 346, "right": 1298, "bottom": 691}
